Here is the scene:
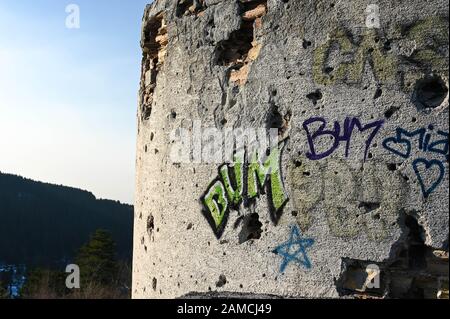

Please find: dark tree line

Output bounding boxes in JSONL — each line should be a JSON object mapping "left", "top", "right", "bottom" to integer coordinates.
{"left": 0, "top": 172, "right": 134, "bottom": 267}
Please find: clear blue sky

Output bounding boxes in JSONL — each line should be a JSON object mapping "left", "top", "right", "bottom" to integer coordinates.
{"left": 0, "top": 1, "right": 151, "bottom": 204}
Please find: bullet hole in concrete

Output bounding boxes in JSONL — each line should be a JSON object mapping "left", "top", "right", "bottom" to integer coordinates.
{"left": 150, "top": 132, "right": 155, "bottom": 141}
{"left": 171, "top": 110, "right": 177, "bottom": 119}
{"left": 324, "top": 66, "right": 334, "bottom": 74}
{"left": 368, "top": 153, "right": 373, "bottom": 159}
{"left": 294, "top": 160, "right": 302, "bottom": 168}
{"left": 217, "top": 24, "right": 252, "bottom": 68}
{"left": 306, "top": 90, "right": 323, "bottom": 105}
{"left": 266, "top": 103, "right": 283, "bottom": 130}
{"left": 176, "top": 0, "right": 192, "bottom": 17}
{"left": 387, "top": 163, "right": 397, "bottom": 171}
{"left": 374, "top": 88, "right": 383, "bottom": 99}
{"left": 142, "top": 105, "right": 152, "bottom": 121}
{"left": 141, "top": 12, "right": 167, "bottom": 121}
{"left": 384, "top": 105, "right": 401, "bottom": 119}
{"left": 216, "top": 275, "right": 227, "bottom": 288}
{"left": 147, "top": 214, "right": 155, "bottom": 237}
{"left": 187, "top": 223, "right": 193, "bottom": 230}
{"left": 303, "top": 171, "right": 311, "bottom": 177}
{"left": 139, "top": 212, "right": 143, "bottom": 219}
{"left": 144, "top": 145, "right": 148, "bottom": 153}
{"left": 291, "top": 211, "right": 298, "bottom": 217}
{"left": 384, "top": 40, "right": 392, "bottom": 51}
{"left": 302, "top": 39, "right": 312, "bottom": 49}
{"left": 152, "top": 277, "right": 157, "bottom": 291}
{"left": 413, "top": 76, "right": 448, "bottom": 111}
{"left": 176, "top": 0, "right": 205, "bottom": 18}
{"left": 239, "top": 213, "right": 263, "bottom": 244}
{"left": 215, "top": 0, "right": 267, "bottom": 86}
{"left": 272, "top": 110, "right": 293, "bottom": 136}
{"left": 358, "top": 202, "right": 381, "bottom": 214}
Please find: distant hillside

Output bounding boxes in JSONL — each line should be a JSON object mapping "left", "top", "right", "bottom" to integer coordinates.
{"left": 0, "top": 172, "right": 133, "bottom": 267}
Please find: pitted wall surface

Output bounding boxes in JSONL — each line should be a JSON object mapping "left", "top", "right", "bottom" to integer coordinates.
{"left": 133, "top": 0, "right": 449, "bottom": 299}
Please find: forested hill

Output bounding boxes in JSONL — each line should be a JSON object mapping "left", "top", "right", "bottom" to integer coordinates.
{"left": 0, "top": 172, "right": 133, "bottom": 266}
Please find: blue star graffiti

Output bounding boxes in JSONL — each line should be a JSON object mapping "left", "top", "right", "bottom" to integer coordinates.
{"left": 273, "top": 225, "right": 315, "bottom": 272}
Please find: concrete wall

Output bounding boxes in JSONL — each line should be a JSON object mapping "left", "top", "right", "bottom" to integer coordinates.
{"left": 133, "top": 0, "right": 449, "bottom": 299}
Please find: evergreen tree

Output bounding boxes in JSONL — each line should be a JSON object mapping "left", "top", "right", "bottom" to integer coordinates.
{"left": 75, "top": 229, "right": 118, "bottom": 287}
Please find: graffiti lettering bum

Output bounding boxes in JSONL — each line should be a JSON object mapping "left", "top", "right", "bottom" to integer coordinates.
{"left": 303, "top": 117, "right": 384, "bottom": 161}
{"left": 201, "top": 141, "right": 289, "bottom": 239}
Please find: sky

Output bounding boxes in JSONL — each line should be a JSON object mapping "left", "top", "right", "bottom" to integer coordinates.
{"left": 0, "top": 1, "right": 151, "bottom": 204}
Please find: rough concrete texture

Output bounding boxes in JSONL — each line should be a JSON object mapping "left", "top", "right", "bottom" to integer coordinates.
{"left": 133, "top": 0, "right": 449, "bottom": 299}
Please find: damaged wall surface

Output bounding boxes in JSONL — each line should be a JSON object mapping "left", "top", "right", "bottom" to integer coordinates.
{"left": 133, "top": 0, "right": 449, "bottom": 298}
